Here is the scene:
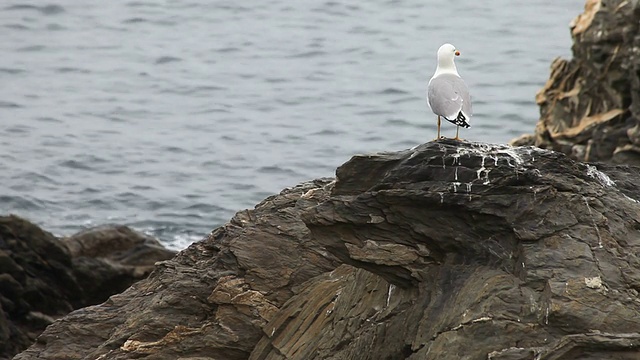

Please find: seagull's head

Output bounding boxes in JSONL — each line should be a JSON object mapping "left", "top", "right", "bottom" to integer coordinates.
{"left": 437, "top": 43, "right": 460, "bottom": 64}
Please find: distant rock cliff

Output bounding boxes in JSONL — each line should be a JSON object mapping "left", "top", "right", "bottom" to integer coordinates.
{"left": 14, "top": 140, "right": 640, "bottom": 360}
{"left": 512, "top": 0, "right": 640, "bottom": 164}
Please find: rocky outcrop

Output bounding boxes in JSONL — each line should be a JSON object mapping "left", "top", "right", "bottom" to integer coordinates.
{"left": 15, "top": 140, "right": 640, "bottom": 359}
{"left": 0, "top": 217, "right": 175, "bottom": 360}
{"left": 512, "top": 0, "right": 640, "bottom": 164}
{"left": 63, "top": 225, "right": 176, "bottom": 305}
{"left": 13, "top": 179, "right": 340, "bottom": 360}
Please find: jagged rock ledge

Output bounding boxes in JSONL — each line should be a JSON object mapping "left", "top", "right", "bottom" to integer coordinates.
{"left": 14, "top": 140, "right": 640, "bottom": 360}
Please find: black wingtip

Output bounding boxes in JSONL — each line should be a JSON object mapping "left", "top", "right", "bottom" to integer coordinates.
{"left": 445, "top": 112, "right": 471, "bottom": 128}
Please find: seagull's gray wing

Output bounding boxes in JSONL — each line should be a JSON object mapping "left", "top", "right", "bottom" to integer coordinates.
{"left": 427, "top": 73, "right": 472, "bottom": 125}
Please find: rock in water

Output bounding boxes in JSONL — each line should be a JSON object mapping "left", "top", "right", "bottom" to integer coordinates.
{"left": 0, "top": 215, "right": 80, "bottom": 358}
{"left": 512, "top": 0, "right": 640, "bottom": 164}
{"left": 0, "top": 217, "right": 176, "bottom": 360}
{"left": 15, "top": 140, "right": 640, "bottom": 360}
{"left": 62, "top": 225, "right": 176, "bottom": 305}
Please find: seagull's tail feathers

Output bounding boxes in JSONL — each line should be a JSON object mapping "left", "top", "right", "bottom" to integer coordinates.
{"left": 445, "top": 111, "right": 471, "bottom": 128}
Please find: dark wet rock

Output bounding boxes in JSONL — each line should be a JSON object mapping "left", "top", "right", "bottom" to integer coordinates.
{"left": 0, "top": 215, "right": 80, "bottom": 360}
{"left": 0, "top": 216, "right": 174, "bottom": 360}
{"left": 512, "top": 0, "right": 640, "bottom": 165}
{"left": 15, "top": 140, "right": 640, "bottom": 359}
{"left": 62, "top": 225, "right": 176, "bottom": 305}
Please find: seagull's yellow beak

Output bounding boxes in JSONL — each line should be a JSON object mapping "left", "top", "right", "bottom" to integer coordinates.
{"left": 455, "top": 50, "right": 461, "bottom": 56}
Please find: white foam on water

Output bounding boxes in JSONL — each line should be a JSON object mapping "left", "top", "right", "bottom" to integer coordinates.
{"left": 177, "top": 234, "right": 204, "bottom": 249}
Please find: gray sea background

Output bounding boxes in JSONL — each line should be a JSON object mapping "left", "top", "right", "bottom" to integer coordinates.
{"left": 1, "top": 1, "right": 585, "bottom": 249}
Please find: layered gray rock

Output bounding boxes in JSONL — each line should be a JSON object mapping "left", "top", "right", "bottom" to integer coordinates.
{"left": 512, "top": 0, "right": 640, "bottom": 165}
{"left": 15, "top": 140, "right": 640, "bottom": 359}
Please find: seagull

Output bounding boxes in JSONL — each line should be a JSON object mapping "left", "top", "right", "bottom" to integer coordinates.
{"left": 427, "top": 43, "right": 473, "bottom": 140}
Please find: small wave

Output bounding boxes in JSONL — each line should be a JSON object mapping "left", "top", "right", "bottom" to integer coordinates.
{"left": 193, "top": 85, "right": 226, "bottom": 92}
{"left": 155, "top": 56, "right": 182, "bottom": 65}
{"left": 40, "top": 4, "right": 65, "bottom": 14}
{"left": 0, "top": 67, "right": 25, "bottom": 74}
{"left": 0, "top": 195, "right": 45, "bottom": 211}
{"left": 499, "top": 113, "right": 524, "bottom": 121}
{"left": 216, "top": 47, "right": 240, "bottom": 53}
{"left": 348, "top": 26, "right": 380, "bottom": 35}
{"left": 385, "top": 118, "right": 413, "bottom": 126}
{"left": 380, "top": 88, "right": 408, "bottom": 95}
{"left": 276, "top": 98, "right": 302, "bottom": 105}
{"left": 358, "top": 135, "right": 384, "bottom": 142}
{"left": 160, "top": 145, "right": 189, "bottom": 154}
{"left": 0, "top": 101, "right": 22, "bottom": 108}
{"left": 189, "top": 107, "right": 230, "bottom": 115}
{"left": 4, "top": 24, "right": 30, "bottom": 30}
{"left": 86, "top": 198, "right": 111, "bottom": 209}
{"left": 126, "top": 1, "right": 161, "bottom": 8}
{"left": 130, "top": 184, "right": 155, "bottom": 191}
{"left": 389, "top": 96, "right": 420, "bottom": 104}
{"left": 169, "top": 233, "right": 205, "bottom": 250}
{"left": 131, "top": 221, "right": 215, "bottom": 249}
{"left": 284, "top": 134, "right": 304, "bottom": 141}
{"left": 230, "top": 183, "right": 257, "bottom": 191}
{"left": 5, "top": 4, "right": 65, "bottom": 15}
{"left": 257, "top": 165, "right": 302, "bottom": 176}
{"left": 75, "top": 187, "right": 101, "bottom": 195}
{"left": 357, "top": 110, "right": 393, "bottom": 116}
{"left": 310, "top": 129, "right": 345, "bottom": 136}
{"left": 123, "top": 17, "right": 147, "bottom": 24}
{"left": 59, "top": 159, "right": 94, "bottom": 171}
{"left": 265, "top": 77, "right": 288, "bottom": 83}
{"left": 183, "top": 203, "right": 227, "bottom": 212}
{"left": 286, "top": 50, "right": 326, "bottom": 59}
{"left": 46, "top": 23, "right": 66, "bottom": 31}
{"left": 17, "top": 45, "right": 46, "bottom": 52}
{"left": 219, "top": 135, "right": 237, "bottom": 141}
{"left": 13, "top": 171, "right": 59, "bottom": 185}
{"left": 55, "top": 67, "right": 91, "bottom": 74}
{"left": 5, "top": 125, "right": 33, "bottom": 133}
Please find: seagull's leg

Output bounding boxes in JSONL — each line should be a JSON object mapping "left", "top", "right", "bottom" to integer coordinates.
{"left": 454, "top": 125, "right": 460, "bottom": 140}
{"left": 435, "top": 116, "right": 441, "bottom": 140}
